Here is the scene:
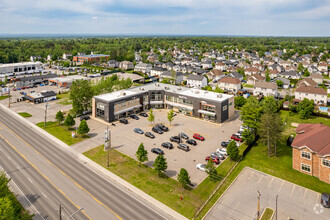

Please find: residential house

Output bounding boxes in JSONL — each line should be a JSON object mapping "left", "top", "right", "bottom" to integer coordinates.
{"left": 150, "top": 67, "right": 166, "bottom": 76}
{"left": 159, "top": 71, "right": 183, "bottom": 85}
{"left": 218, "top": 77, "right": 241, "bottom": 94}
{"left": 192, "top": 68, "right": 207, "bottom": 76}
{"left": 245, "top": 67, "right": 260, "bottom": 76}
{"left": 119, "top": 61, "right": 134, "bottom": 70}
{"left": 206, "top": 70, "right": 225, "bottom": 81}
{"left": 47, "top": 54, "right": 53, "bottom": 61}
{"left": 202, "top": 61, "right": 213, "bottom": 69}
{"left": 63, "top": 53, "right": 72, "bottom": 60}
{"left": 308, "top": 74, "right": 324, "bottom": 85}
{"left": 134, "top": 63, "right": 152, "bottom": 74}
{"left": 187, "top": 75, "right": 207, "bottom": 89}
{"left": 253, "top": 81, "right": 278, "bottom": 97}
{"left": 318, "top": 63, "right": 328, "bottom": 73}
{"left": 107, "top": 60, "right": 119, "bottom": 68}
{"left": 30, "top": 56, "right": 41, "bottom": 62}
{"left": 253, "top": 63, "right": 264, "bottom": 71}
{"left": 247, "top": 74, "right": 265, "bottom": 85}
{"left": 295, "top": 86, "right": 327, "bottom": 104}
{"left": 261, "top": 69, "right": 279, "bottom": 79}
{"left": 181, "top": 65, "right": 193, "bottom": 74}
{"left": 280, "top": 71, "right": 300, "bottom": 79}
{"left": 269, "top": 64, "right": 282, "bottom": 72}
{"left": 274, "top": 77, "right": 290, "bottom": 89}
{"left": 296, "top": 78, "right": 318, "bottom": 88}
{"left": 214, "top": 62, "right": 226, "bottom": 71}
{"left": 291, "top": 124, "right": 330, "bottom": 184}
{"left": 227, "top": 72, "right": 243, "bottom": 81}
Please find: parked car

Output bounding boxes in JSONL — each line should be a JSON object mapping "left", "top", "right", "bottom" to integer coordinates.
{"left": 217, "top": 148, "right": 227, "bottom": 156}
{"left": 17, "top": 87, "right": 21, "bottom": 90}
{"left": 179, "top": 132, "right": 189, "bottom": 139}
{"left": 157, "top": 124, "right": 168, "bottom": 132}
{"left": 196, "top": 164, "right": 208, "bottom": 172}
{"left": 186, "top": 139, "right": 197, "bottom": 146}
{"left": 145, "top": 132, "right": 155, "bottom": 139}
{"left": 231, "top": 134, "right": 243, "bottom": 142}
{"left": 205, "top": 156, "right": 220, "bottom": 164}
{"left": 211, "top": 152, "right": 225, "bottom": 160}
{"left": 161, "top": 142, "right": 173, "bottom": 149}
{"left": 193, "top": 133, "right": 205, "bottom": 141}
{"left": 177, "top": 144, "right": 190, "bottom": 151}
{"left": 119, "top": 118, "right": 128, "bottom": 124}
{"left": 152, "top": 126, "right": 163, "bottom": 134}
{"left": 170, "top": 136, "right": 181, "bottom": 143}
{"left": 151, "top": 148, "right": 164, "bottom": 155}
{"left": 221, "top": 141, "right": 229, "bottom": 147}
{"left": 134, "top": 128, "right": 144, "bottom": 134}
{"left": 12, "top": 88, "right": 17, "bottom": 91}
{"left": 321, "top": 193, "right": 330, "bottom": 208}
{"left": 139, "top": 112, "right": 148, "bottom": 117}
{"left": 80, "top": 115, "right": 90, "bottom": 121}
{"left": 130, "top": 114, "right": 139, "bottom": 120}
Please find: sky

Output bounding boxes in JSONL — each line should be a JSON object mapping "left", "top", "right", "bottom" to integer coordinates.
{"left": 0, "top": 0, "right": 330, "bottom": 36}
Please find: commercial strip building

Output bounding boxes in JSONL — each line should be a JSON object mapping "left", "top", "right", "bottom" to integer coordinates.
{"left": 92, "top": 83, "right": 234, "bottom": 123}
{"left": 24, "top": 91, "right": 57, "bottom": 104}
{"left": 11, "top": 74, "right": 58, "bottom": 88}
{"left": 73, "top": 54, "right": 110, "bottom": 64}
{"left": 48, "top": 75, "right": 89, "bottom": 88}
{"left": 0, "top": 62, "right": 43, "bottom": 74}
{"left": 292, "top": 123, "right": 330, "bottom": 184}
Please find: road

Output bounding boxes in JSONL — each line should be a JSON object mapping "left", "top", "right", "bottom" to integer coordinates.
{"left": 0, "top": 108, "right": 171, "bottom": 220}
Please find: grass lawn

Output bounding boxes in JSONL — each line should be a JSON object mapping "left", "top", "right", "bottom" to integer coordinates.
{"left": 36, "top": 121, "right": 88, "bottom": 146}
{"left": 18, "top": 112, "right": 32, "bottom": 118}
{"left": 261, "top": 208, "right": 274, "bottom": 220}
{"left": 0, "top": 95, "right": 9, "bottom": 100}
{"left": 243, "top": 84, "right": 254, "bottom": 88}
{"left": 56, "top": 92, "right": 72, "bottom": 105}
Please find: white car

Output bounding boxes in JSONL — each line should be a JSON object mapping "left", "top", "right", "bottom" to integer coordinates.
{"left": 196, "top": 164, "right": 208, "bottom": 172}
{"left": 217, "top": 148, "right": 227, "bottom": 156}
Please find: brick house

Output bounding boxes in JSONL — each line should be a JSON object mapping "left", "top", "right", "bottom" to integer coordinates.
{"left": 291, "top": 124, "right": 330, "bottom": 184}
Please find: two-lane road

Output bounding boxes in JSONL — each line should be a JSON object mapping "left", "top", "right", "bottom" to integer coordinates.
{"left": 0, "top": 107, "right": 173, "bottom": 220}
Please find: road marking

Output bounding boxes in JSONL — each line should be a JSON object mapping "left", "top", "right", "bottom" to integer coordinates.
{"left": 17, "top": 166, "right": 21, "bottom": 170}
{"left": 248, "top": 171, "right": 254, "bottom": 180}
{"left": 7, "top": 155, "right": 12, "bottom": 161}
{"left": 0, "top": 121, "right": 122, "bottom": 220}
{"left": 290, "top": 185, "right": 295, "bottom": 197}
{"left": 258, "top": 175, "right": 263, "bottom": 184}
{"left": 268, "top": 177, "right": 274, "bottom": 188}
{"left": 303, "top": 189, "right": 307, "bottom": 200}
{"left": 41, "top": 192, "right": 47, "bottom": 198}
{"left": 27, "top": 177, "right": 33, "bottom": 183}
{"left": 278, "top": 181, "right": 284, "bottom": 192}
{"left": 0, "top": 126, "right": 3, "bottom": 129}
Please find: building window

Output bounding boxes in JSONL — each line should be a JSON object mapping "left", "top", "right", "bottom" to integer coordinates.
{"left": 301, "top": 164, "right": 311, "bottom": 173}
{"left": 322, "top": 159, "right": 330, "bottom": 168}
{"left": 223, "top": 106, "right": 227, "bottom": 111}
{"left": 301, "top": 151, "right": 311, "bottom": 160}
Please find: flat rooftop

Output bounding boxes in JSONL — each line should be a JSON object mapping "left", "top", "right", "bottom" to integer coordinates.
{"left": 95, "top": 82, "right": 233, "bottom": 103}
{"left": 74, "top": 54, "right": 110, "bottom": 58}
{"left": 0, "top": 62, "right": 42, "bottom": 67}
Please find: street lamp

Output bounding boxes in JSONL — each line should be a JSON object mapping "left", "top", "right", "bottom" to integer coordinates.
{"left": 44, "top": 102, "right": 49, "bottom": 129}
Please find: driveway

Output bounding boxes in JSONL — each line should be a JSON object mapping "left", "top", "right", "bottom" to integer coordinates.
{"left": 204, "top": 167, "right": 330, "bottom": 220}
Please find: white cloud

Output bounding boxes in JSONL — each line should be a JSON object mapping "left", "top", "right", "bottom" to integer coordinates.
{"left": 91, "top": 16, "right": 99, "bottom": 20}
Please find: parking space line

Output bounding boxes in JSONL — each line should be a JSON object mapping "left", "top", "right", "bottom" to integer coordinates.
{"left": 267, "top": 177, "right": 274, "bottom": 188}
{"left": 248, "top": 171, "right": 255, "bottom": 180}
{"left": 258, "top": 176, "right": 263, "bottom": 184}
{"left": 303, "top": 189, "right": 307, "bottom": 200}
{"left": 278, "top": 181, "right": 284, "bottom": 192}
{"left": 315, "top": 193, "right": 320, "bottom": 203}
{"left": 290, "top": 185, "right": 296, "bottom": 197}
{"left": 229, "top": 202, "right": 240, "bottom": 217}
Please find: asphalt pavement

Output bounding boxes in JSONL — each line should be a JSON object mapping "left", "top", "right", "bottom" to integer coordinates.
{"left": 0, "top": 107, "right": 177, "bottom": 220}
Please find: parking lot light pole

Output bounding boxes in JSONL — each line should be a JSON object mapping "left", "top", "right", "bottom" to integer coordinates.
{"left": 257, "top": 191, "right": 261, "bottom": 220}
{"left": 276, "top": 195, "right": 278, "bottom": 220}
{"left": 44, "top": 103, "right": 49, "bottom": 129}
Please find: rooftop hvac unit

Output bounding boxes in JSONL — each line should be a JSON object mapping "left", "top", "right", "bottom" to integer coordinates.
{"left": 177, "top": 87, "right": 181, "bottom": 90}
{"left": 155, "top": 83, "right": 159, "bottom": 86}
{"left": 217, "top": 94, "right": 222, "bottom": 98}
{"left": 139, "top": 87, "right": 145, "bottom": 91}
{"left": 120, "top": 92, "right": 126, "bottom": 96}
{"left": 165, "top": 87, "right": 169, "bottom": 90}
{"left": 195, "top": 90, "right": 199, "bottom": 94}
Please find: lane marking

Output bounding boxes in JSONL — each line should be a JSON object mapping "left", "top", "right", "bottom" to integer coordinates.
{"left": 303, "top": 189, "right": 307, "bottom": 200}
{"left": 41, "top": 192, "right": 47, "bottom": 198}
{"left": 0, "top": 134, "right": 92, "bottom": 220}
{"left": 258, "top": 175, "right": 263, "bottom": 184}
{"left": 7, "top": 155, "right": 12, "bottom": 161}
{"left": 248, "top": 171, "right": 254, "bottom": 180}
{"left": 278, "top": 181, "right": 284, "bottom": 192}
{"left": 27, "top": 177, "right": 33, "bottom": 183}
{"left": 0, "top": 120, "right": 122, "bottom": 220}
{"left": 267, "top": 177, "right": 274, "bottom": 188}
{"left": 290, "top": 185, "right": 296, "bottom": 197}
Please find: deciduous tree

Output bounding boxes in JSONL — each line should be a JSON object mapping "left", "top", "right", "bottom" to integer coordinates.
{"left": 167, "top": 109, "right": 174, "bottom": 126}
{"left": 136, "top": 143, "right": 148, "bottom": 166}
{"left": 154, "top": 155, "right": 167, "bottom": 177}
{"left": 70, "top": 79, "right": 94, "bottom": 115}
{"left": 77, "top": 119, "right": 90, "bottom": 135}
{"left": 55, "top": 111, "right": 64, "bottom": 125}
{"left": 148, "top": 109, "right": 155, "bottom": 125}
{"left": 177, "top": 168, "right": 191, "bottom": 188}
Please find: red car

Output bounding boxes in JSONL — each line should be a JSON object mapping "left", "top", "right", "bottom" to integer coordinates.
{"left": 205, "top": 156, "right": 220, "bottom": 165}
{"left": 193, "top": 133, "right": 205, "bottom": 141}
{"left": 231, "top": 134, "right": 243, "bottom": 142}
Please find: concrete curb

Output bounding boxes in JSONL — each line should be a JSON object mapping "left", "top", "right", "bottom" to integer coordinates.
{"left": 0, "top": 103, "right": 188, "bottom": 220}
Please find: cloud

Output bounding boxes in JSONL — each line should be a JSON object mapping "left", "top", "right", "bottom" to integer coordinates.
{"left": 91, "top": 16, "right": 99, "bottom": 20}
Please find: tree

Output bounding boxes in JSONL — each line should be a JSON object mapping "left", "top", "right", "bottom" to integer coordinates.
{"left": 262, "top": 96, "right": 279, "bottom": 113}
{"left": 177, "top": 168, "right": 191, "bottom": 188}
{"left": 154, "top": 154, "right": 167, "bottom": 177}
{"left": 242, "top": 129, "right": 254, "bottom": 145}
{"left": 234, "top": 96, "right": 246, "bottom": 108}
{"left": 136, "top": 143, "right": 148, "bottom": 166}
{"left": 297, "top": 98, "right": 314, "bottom": 119}
{"left": 276, "top": 80, "right": 283, "bottom": 88}
{"left": 77, "top": 119, "right": 90, "bottom": 135}
{"left": 227, "top": 141, "right": 239, "bottom": 161}
{"left": 297, "top": 63, "right": 304, "bottom": 73}
{"left": 70, "top": 79, "right": 94, "bottom": 115}
{"left": 240, "top": 97, "right": 262, "bottom": 137}
{"left": 205, "top": 159, "right": 217, "bottom": 181}
{"left": 148, "top": 109, "right": 155, "bottom": 125}
{"left": 167, "top": 109, "right": 174, "bottom": 126}
{"left": 55, "top": 111, "right": 64, "bottom": 125}
{"left": 63, "top": 113, "right": 75, "bottom": 129}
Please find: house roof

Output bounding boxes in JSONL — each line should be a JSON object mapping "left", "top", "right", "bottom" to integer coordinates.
{"left": 41, "top": 91, "right": 57, "bottom": 97}
{"left": 254, "top": 81, "right": 277, "bottom": 90}
{"left": 245, "top": 67, "right": 259, "bottom": 72}
{"left": 208, "top": 69, "right": 224, "bottom": 76}
{"left": 308, "top": 74, "right": 324, "bottom": 79}
{"left": 292, "top": 124, "right": 330, "bottom": 156}
{"left": 297, "top": 78, "right": 318, "bottom": 88}
{"left": 249, "top": 74, "right": 265, "bottom": 81}
{"left": 228, "top": 72, "right": 243, "bottom": 79}
{"left": 187, "top": 74, "right": 205, "bottom": 81}
{"left": 295, "top": 85, "right": 327, "bottom": 95}
{"left": 219, "top": 77, "right": 241, "bottom": 85}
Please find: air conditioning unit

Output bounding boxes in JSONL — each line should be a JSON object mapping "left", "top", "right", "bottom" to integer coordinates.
{"left": 217, "top": 94, "right": 222, "bottom": 98}
{"left": 177, "top": 87, "right": 181, "bottom": 90}
{"left": 120, "top": 92, "right": 126, "bottom": 96}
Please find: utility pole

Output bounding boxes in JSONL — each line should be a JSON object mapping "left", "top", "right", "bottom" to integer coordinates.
{"left": 59, "top": 204, "right": 62, "bottom": 220}
{"left": 276, "top": 195, "right": 278, "bottom": 220}
{"left": 257, "top": 190, "right": 261, "bottom": 220}
{"left": 8, "top": 85, "right": 10, "bottom": 107}
{"left": 44, "top": 103, "right": 49, "bottom": 129}
{"left": 104, "top": 125, "right": 111, "bottom": 167}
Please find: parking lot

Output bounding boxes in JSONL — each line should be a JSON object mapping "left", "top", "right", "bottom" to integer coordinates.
{"left": 204, "top": 167, "right": 330, "bottom": 220}
{"left": 77, "top": 109, "right": 242, "bottom": 186}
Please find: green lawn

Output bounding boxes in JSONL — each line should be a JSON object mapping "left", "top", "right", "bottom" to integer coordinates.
{"left": 36, "top": 121, "right": 88, "bottom": 145}
{"left": 0, "top": 95, "right": 9, "bottom": 100}
{"left": 243, "top": 84, "right": 254, "bottom": 88}
{"left": 56, "top": 92, "right": 72, "bottom": 105}
{"left": 261, "top": 208, "right": 274, "bottom": 220}
{"left": 18, "top": 112, "right": 32, "bottom": 118}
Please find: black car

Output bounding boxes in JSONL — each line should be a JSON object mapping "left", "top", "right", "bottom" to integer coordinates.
{"left": 152, "top": 126, "right": 163, "bottom": 134}
{"left": 145, "top": 132, "right": 155, "bottom": 139}
{"left": 186, "top": 139, "right": 197, "bottom": 146}
{"left": 139, "top": 112, "right": 148, "bottom": 117}
{"left": 221, "top": 141, "right": 229, "bottom": 147}
{"left": 170, "top": 136, "right": 181, "bottom": 143}
{"left": 157, "top": 124, "right": 169, "bottom": 132}
{"left": 321, "top": 193, "right": 330, "bottom": 208}
{"left": 179, "top": 132, "right": 189, "bottom": 139}
{"left": 119, "top": 118, "right": 128, "bottom": 124}
{"left": 177, "top": 144, "right": 190, "bottom": 151}
{"left": 80, "top": 115, "right": 90, "bottom": 121}
{"left": 151, "top": 148, "right": 164, "bottom": 155}
{"left": 161, "top": 142, "right": 173, "bottom": 149}
{"left": 130, "top": 114, "right": 139, "bottom": 120}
